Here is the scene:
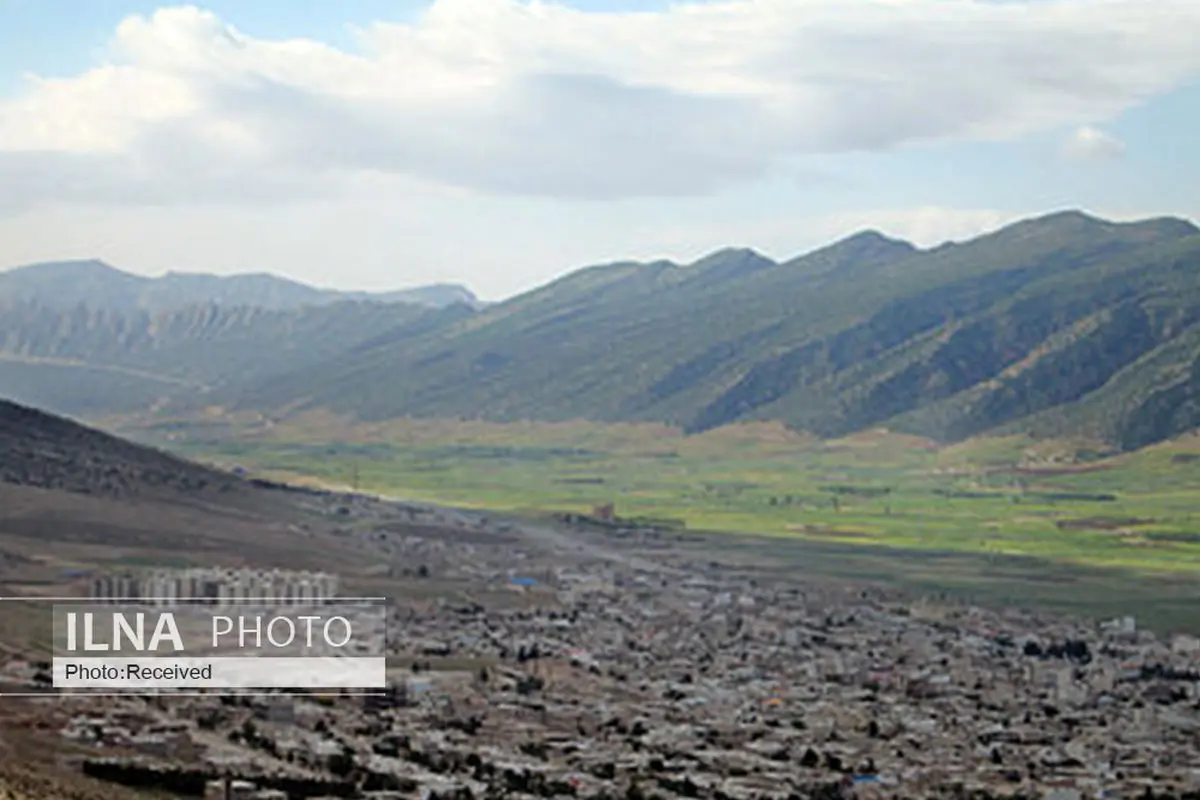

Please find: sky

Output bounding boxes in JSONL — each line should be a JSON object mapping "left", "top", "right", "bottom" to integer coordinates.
{"left": 0, "top": 0, "right": 1197, "bottom": 300}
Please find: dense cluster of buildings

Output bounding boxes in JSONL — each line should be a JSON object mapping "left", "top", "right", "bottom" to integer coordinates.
{"left": 87, "top": 567, "right": 339, "bottom": 606}
{"left": 13, "top": 494, "right": 1198, "bottom": 799}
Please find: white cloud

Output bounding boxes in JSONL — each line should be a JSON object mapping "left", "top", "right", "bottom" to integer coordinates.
{"left": 1063, "top": 125, "right": 1128, "bottom": 161}
{"left": 0, "top": 0, "right": 1197, "bottom": 210}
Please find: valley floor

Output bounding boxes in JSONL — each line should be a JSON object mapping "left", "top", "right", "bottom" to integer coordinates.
{"left": 112, "top": 413, "right": 1200, "bottom": 635}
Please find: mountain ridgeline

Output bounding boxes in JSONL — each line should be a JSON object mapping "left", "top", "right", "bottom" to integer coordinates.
{"left": 2, "top": 210, "right": 1200, "bottom": 451}
{"left": 0, "top": 259, "right": 480, "bottom": 313}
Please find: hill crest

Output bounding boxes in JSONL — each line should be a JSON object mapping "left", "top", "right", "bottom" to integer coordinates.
{"left": 0, "top": 398, "right": 239, "bottom": 499}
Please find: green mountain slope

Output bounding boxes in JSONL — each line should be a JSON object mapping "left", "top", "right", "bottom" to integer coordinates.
{"left": 0, "top": 300, "right": 468, "bottom": 417}
{"left": 0, "top": 259, "right": 480, "bottom": 312}
{"left": 230, "top": 210, "right": 1200, "bottom": 450}
{"left": 232, "top": 232, "right": 918, "bottom": 417}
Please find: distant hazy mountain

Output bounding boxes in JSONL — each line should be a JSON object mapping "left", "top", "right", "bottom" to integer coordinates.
{"left": 357, "top": 284, "right": 483, "bottom": 308}
{"left": 0, "top": 299, "right": 472, "bottom": 417}
{"left": 0, "top": 259, "right": 480, "bottom": 313}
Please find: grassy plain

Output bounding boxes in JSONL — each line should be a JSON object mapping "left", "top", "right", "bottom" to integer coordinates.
{"left": 114, "top": 411, "right": 1200, "bottom": 630}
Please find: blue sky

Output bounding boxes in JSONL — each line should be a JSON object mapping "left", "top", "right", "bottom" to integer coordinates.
{"left": 0, "top": 0, "right": 1197, "bottom": 299}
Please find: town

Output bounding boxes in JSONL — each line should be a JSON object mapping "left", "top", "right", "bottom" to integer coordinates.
{"left": 4, "top": 495, "right": 1200, "bottom": 800}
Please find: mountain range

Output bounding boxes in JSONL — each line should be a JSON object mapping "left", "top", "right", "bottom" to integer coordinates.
{"left": 0, "top": 259, "right": 480, "bottom": 313}
{"left": 2, "top": 209, "right": 1200, "bottom": 452}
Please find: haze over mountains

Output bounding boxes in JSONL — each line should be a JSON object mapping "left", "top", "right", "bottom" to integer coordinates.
{"left": 0, "top": 259, "right": 480, "bottom": 313}
{"left": 3, "top": 209, "right": 1200, "bottom": 452}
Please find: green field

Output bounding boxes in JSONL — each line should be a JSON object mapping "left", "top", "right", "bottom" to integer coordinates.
{"left": 116, "top": 412, "right": 1200, "bottom": 630}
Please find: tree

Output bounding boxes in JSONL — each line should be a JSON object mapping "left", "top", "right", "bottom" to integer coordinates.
{"left": 328, "top": 746, "right": 356, "bottom": 777}
{"left": 241, "top": 719, "right": 259, "bottom": 746}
